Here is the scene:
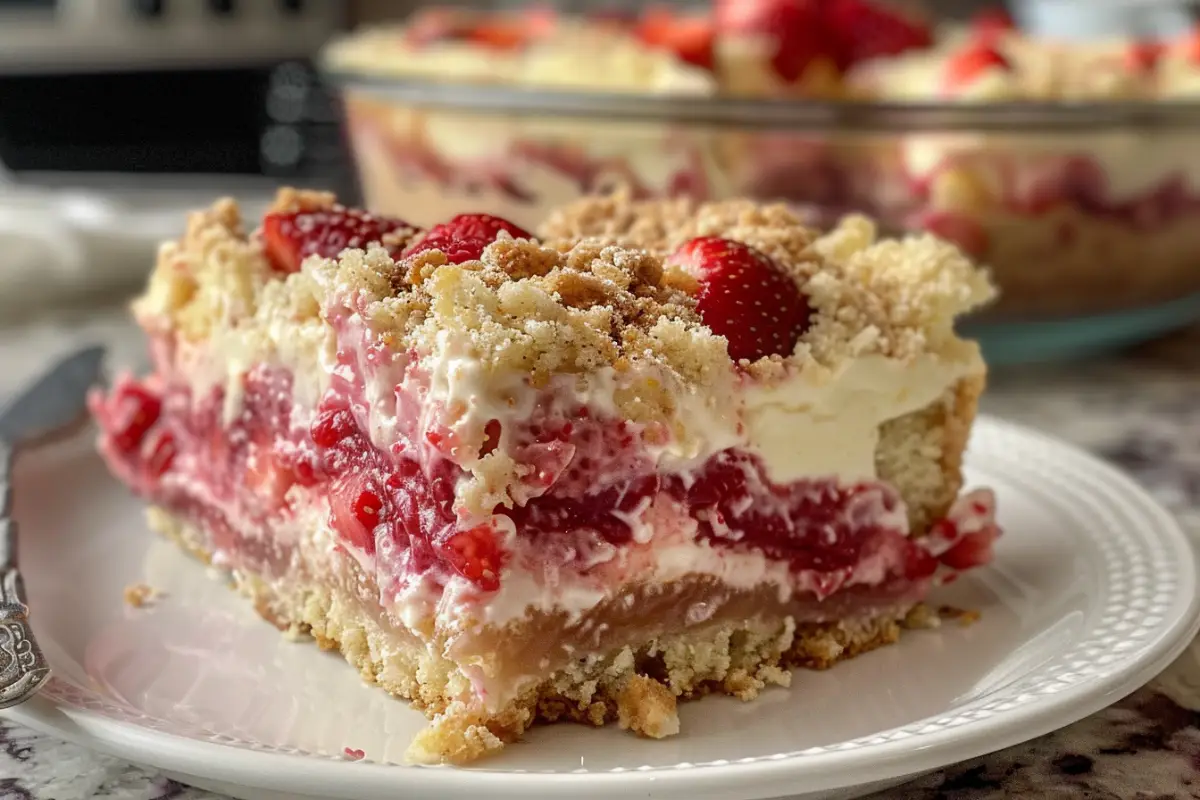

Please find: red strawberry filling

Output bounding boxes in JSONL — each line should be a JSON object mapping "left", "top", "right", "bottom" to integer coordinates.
{"left": 92, "top": 341, "right": 997, "bottom": 605}
{"left": 823, "top": 0, "right": 933, "bottom": 68}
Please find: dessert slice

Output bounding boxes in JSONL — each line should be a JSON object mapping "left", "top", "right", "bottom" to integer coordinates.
{"left": 90, "top": 188, "right": 999, "bottom": 764}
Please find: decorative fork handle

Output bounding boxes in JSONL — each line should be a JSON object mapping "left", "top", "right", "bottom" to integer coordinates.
{"left": 0, "top": 446, "right": 51, "bottom": 709}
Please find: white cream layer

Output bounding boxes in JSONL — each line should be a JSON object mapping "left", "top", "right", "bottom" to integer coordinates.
{"left": 158, "top": 265, "right": 984, "bottom": 664}
{"left": 419, "top": 333, "right": 983, "bottom": 494}
{"left": 347, "top": 105, "right": 718, "bottom": 228}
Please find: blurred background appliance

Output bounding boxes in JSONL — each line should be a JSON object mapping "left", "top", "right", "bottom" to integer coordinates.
{"left": 0, "top": 0, "right": 349, "bottom": 196}
{"left": 0, "top": 0, "right": 350, "bottom": 310}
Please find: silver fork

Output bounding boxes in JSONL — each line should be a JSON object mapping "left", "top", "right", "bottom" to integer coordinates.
{"left": 0, "top": 345, "right": 107, "bottom": 709}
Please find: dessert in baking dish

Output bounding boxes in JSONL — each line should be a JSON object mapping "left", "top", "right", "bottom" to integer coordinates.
{"left": 327, "top": 3, "right": 1200, "bottom": 322}
{"left": 325, "top": 0, "right": 935, "bottom": 229}
{"left": 847, "top": 18, "right": 1200, "bottom": 317}
{"left": 90, "top": 188, "right": 999, "bottom": 763}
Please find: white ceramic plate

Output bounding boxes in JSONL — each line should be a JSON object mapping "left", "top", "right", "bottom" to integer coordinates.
{"left": 5, "top": 417, "right": 1199, "bottom": 800}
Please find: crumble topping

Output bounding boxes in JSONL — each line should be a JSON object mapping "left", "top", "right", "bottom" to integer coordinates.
{"left": 137, "top": 190, "right": 736, "bottom": 394}
{"left": 134, "top": 189, "right": 992, "bottom": 435}
{"left": 309, "top": 231, "right": 727, "bottom": 390}
{"left": 539, "top": 193, "right": 996, "bottom": 370}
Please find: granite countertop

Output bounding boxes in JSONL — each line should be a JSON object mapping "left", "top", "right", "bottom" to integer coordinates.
{"left": 2, "top": 311, "right": 1200, "bottom": 800}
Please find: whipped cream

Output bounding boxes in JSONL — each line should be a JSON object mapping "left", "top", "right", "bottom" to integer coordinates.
{"left": 744, "top": 352, "right": 979, "bottom": 483}
{"left": 906, "top": 132, "right": 1200, "bottom": 203}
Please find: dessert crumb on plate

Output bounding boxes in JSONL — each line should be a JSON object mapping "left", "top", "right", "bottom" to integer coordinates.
{"left": 122, "top": 583, "right": 161, "bottom": 608}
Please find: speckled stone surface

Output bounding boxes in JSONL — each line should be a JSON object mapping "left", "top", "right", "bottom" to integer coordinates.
{"left": 2, "top": 312, "right": 1199, "bottom": 800}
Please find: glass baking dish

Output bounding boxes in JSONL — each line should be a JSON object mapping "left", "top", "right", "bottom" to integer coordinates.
{"left": 322, "top": 61, "right": 1200, "bottom": 323}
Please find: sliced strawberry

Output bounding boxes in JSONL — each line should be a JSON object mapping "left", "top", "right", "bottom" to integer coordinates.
{"left": 1125, "top": 40, "right": 1165, "bottom": 73}
{"left": 942, "top": 41, "right": 1011, "bottom": 93}
{"left": 404, "top": 213, "right": 532, "bottom": 264}
{"left": 441, "top": 524, "right": 505, "bottom": 591}
{"left": 329, "top": 475, "right": 381, "bottom": 554}
{"left": 823, "top": 0, "right": 933, "bottom": 67}
{"left": 110, "top": 384, "right": 163, "bottom": 454}
{"left": 635, "top": 8, "right": 716, "bottom": 71}
{"left": 261, "top": 207, "right": 416, "bottom": 274}
{"left": 665, "top": 237, "right": 811, "bottom": 362}
{"left": 715, "top": 0, "right": 832, "bottom": 83}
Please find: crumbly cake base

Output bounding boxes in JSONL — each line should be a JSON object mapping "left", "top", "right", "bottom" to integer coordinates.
{"left": 148, "top": 507, "right": 926, "bottom": 765}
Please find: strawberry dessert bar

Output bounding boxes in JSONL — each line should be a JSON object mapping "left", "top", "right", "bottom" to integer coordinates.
{"left": 91, "top": 188, "right": 1000, "bottom": 763}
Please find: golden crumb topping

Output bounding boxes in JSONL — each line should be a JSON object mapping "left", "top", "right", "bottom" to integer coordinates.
{"left": 135, "top": 188, "right": 991, "bottom": 408}
{"left": 309, "top": 232, "right": 725, "bottom": 388}
{"left": 539, "top": 193, "right": 996, "bottom": 369}
{"left": 134, "top": 197, "right": 270, "bottom": 340}
{"left": 137, "top": 189, "right": 724, "bottom": 392}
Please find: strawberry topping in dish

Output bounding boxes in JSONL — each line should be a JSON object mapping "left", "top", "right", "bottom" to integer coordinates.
{"left": 91, "top": 189, "right": 999, "bottom": 765}
{"left": 262, "top": 205, "right": 416, "bottom": 273}
{"left": 714, "top": 0, "right": 932, "bottom": 81}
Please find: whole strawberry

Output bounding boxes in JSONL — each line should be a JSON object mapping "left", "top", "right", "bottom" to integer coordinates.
{"left": 405, "top": 213, "right": 533, "bottom": 264}
{"left": 823, "top": 0, "right": 933, "bottom": 68}
{"left": 715, "top": 0, "right": 833, "bottom": 83}
{"left": 666, "top": 237, "right": 811, "bottom": 362}
{"left": 262, "top": 207, "right": 416, "bottom": 274}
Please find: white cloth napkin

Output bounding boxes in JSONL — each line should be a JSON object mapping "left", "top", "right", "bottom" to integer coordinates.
{"left": 0, "top": 185, "right": 268, "bottom": 313}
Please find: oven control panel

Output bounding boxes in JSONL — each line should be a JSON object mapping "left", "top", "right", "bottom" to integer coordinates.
{"left": 0, "top": 0, "right": 343, "bottom": 74}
